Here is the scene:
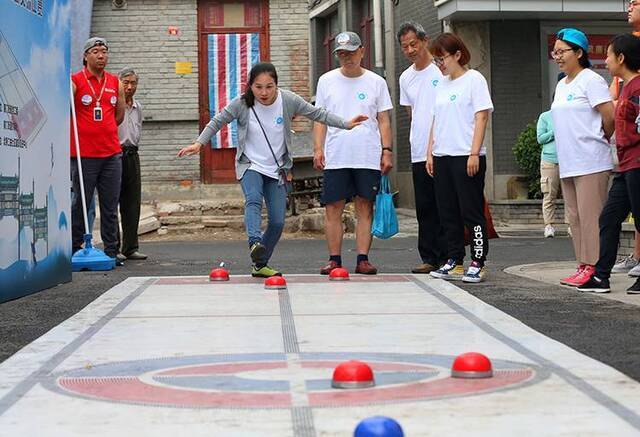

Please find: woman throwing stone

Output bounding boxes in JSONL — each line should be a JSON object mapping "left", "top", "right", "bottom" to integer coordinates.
{"left": 178, "top": 62, "right": 367, "bottom": 277}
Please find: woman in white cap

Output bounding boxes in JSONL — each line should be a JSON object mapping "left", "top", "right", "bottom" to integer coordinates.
{"left": 550, "top": 28, "right": 615, "bottom": 287}
{"left": 177, "top": 62, "right": 367, "bottom": 277}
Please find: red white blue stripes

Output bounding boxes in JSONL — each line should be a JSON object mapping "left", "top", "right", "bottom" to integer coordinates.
{"left": 208, "top": 33, "right": 260, "bottom": 149}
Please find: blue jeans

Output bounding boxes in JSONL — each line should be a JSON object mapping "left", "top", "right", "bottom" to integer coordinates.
{"left": 240, "top": 170, "right": 287, "bottom": 264}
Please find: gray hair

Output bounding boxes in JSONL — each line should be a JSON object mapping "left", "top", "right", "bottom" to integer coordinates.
{"left": 396, "top": 21, "right": 427, "bottom": 43}
{"left": 118, "top": 67, "right": 138, "bottom": 80}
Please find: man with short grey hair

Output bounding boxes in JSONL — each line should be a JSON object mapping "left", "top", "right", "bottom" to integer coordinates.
{"left": 116, "top": 67, "right": 146, "bottom": 261}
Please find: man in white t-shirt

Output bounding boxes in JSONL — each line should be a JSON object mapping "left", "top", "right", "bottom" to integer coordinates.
{"left": 313, "top": 31, "right": 393, "bottom": 275}
{"left": 397, "top": 21, "right": 446, "bottom": 274}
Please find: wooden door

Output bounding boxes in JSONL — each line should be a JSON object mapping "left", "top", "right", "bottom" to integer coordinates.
{"left": 197, "top": 0, "right": 270, "bottom": 183}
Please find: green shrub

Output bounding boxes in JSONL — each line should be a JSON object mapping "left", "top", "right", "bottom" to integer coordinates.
{"left": 512, "top": 122, "right": 542, "bottom": 199}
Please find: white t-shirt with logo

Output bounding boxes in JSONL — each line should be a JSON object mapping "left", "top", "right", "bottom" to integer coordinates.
{"left": 551, "top": 68, "right": 613, "bottom": 178}
{"left": 431, "top": 69, "right": 494, "bottom": 157}
{"left": 399, "top": 63, "right": 443, "bottom": 163}
{"left": 315, "top": 69, "right": 393, "bottom": 170}
{"left": 245, "top": 90, "right": 286, "bottom": 180}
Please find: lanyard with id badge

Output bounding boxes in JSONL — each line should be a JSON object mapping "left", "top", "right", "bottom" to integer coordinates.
{"left": 82, "top": 69, "right": 107, "bottom": 121}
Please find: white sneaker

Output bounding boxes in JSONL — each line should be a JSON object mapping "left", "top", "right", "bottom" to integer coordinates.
{"left": 629, "top": 262, "right": 640, "bottom": 277}
{"left": 612, "top": 255, "right": 639, "bottom": 274}
{"left": 544, "top": 225, "right": 555, "bottom": 238}
{"left": 462, "top": 261, "right": 486, "bottom": 283}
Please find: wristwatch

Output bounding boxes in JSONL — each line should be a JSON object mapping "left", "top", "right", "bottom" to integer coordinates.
{"left": 382, "top": 147, "right": 393, "bottom": 153}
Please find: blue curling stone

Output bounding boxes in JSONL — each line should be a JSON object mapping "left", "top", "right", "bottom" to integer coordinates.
{"left": 354, "top": 416, "right": 404, "bottom": 437}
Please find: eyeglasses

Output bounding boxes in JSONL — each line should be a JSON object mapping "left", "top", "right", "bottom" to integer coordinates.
{"left": 432, "top": 54, "right": 452, "bottom": 66}
{"left": 550, "top": 48, "right": 574, "bottom": 58}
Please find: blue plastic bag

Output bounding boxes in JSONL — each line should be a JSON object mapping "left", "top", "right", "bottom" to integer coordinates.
{"left": 371, "top": 175, "right": 398, "bottom": 239}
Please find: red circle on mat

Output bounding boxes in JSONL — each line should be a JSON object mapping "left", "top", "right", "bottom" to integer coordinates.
{"left": 54, "top": 355, "right": 538, "bottom": 409}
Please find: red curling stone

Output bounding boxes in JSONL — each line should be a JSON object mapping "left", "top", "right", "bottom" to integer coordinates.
{"left": 451, "top": 352, "right": 493, "bottom": 379}
{"left": 329, "top": 267, "right": 350, "bottom": 281}
{"left": 209, "top": 267, "right": 229, "bottom": 282}
{"left": 331, "top": 360, "right": 375, "bottom": 389}
{"left": 264, "top": 275, "right": 287, "bottom": 290}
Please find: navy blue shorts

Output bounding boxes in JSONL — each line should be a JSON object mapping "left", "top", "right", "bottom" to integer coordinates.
{"left": 321, "top": 168, "right": 382, "bottom": 205}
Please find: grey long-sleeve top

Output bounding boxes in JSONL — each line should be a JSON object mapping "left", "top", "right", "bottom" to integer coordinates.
{"left": 196, "top": 89, "right": 350, "bottom": 180}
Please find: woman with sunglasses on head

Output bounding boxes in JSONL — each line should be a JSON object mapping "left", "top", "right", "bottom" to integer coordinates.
{"left": 426, "top": 32, "right": 494, "bottom": 283}
{"left": 550, "top": 28, "right": 615, "bottom": 287}
{"left": 177, "top": 62, "right": 367, "bottom": 277}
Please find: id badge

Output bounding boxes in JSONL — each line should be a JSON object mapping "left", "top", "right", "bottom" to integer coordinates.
{"left": 93, "top": 106, "right": 103, "bottom": 122}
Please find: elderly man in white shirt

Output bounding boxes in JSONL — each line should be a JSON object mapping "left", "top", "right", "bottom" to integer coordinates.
{"left": 117, "top": 67, "right": 146, "bottom": 261}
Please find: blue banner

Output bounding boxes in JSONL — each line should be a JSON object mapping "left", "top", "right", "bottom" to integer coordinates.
{"left": 0, "top": 0, "right": 72, "bottom": 302}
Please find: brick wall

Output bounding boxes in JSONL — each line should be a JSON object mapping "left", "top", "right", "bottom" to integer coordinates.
{"left": 137, "top": 121, "right": 200, "bottom": 182}
{"left": 392, "top": 0, "right": 440, "bottom": 173}
{"left": 618, "top": 224, "right": 636, "bottom": 258}
{"left": 490, "top": 20, "right": 542, "bottom": 175}
{"left": 92, "top": 0, "right": 200, "bottom": 120}
{"left": 269, "top": 0, "right": 312, "bottom": 133}
{"left": 91, "top": 0, "right": 201, "bottom": 185}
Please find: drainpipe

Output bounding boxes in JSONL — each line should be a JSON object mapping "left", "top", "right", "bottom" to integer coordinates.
{"left": 372, "top": 0, "right": 384, "bottom": 75}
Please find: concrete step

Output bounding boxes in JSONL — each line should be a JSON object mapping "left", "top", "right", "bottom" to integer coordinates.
{"left": 158, "top": 224, "right": 206, "bottom": 234}
{"left": 495, "top": 224, "right": 570, "bottom": 238}
{"left": 156, "top": 200, "right": 245, "bottom": 217}
{"left": 159, "top": 214, "right": 261, "bottom": 228}
{"left": 142, "top": 183, "right": 244, "bottom": 202}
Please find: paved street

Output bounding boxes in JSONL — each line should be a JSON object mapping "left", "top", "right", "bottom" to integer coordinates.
{"left": 2, "top": 234, "right": 640, "bottom": 385}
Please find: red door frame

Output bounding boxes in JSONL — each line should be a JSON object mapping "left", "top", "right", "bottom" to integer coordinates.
{"left": 197, "top": 0, "right": 270, "bottom": 184}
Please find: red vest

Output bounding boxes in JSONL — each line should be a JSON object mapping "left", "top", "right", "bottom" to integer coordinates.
{"left": 70, "top": 68, "right": 121, "bottom": 158}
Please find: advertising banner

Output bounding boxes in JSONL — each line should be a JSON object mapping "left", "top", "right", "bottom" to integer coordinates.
{"left": 0, "top": 0, "right": 72, "bottom": 302}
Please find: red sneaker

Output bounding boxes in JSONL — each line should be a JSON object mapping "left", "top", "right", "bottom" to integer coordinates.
{"left": 560, "top": 265, "right": 585, "bottom": 286}
{"left": 572, "top": 265, "right": 596, "bottom": 287}
{"left": 320, "top": 260, "right": 340, "bottom": 275}
{"left": 355, "top": 260, "right": 378, "bottom": 275}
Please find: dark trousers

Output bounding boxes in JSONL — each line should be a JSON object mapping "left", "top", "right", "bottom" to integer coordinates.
{"left": 412, "top": 161, "right": 446, "bottom": 265}
{"left": 71, "top": 154, "right": 122, "bottom": 258}
{"left": 118, "top": 149, "right": 142, "bottom": 256}
{"left": 433, "top": 155, "right": 488, "bottom": 264}
{"left": 595, "top": 169, "right": 640, "bottom": 279}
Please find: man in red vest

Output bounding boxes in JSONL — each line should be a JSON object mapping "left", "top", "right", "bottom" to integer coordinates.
{"left": 71, "top": 37, "right": 125, "bottom": 264}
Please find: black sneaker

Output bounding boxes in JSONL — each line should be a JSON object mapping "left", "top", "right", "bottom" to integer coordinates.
{"left": 577, "top": 275, "right": 610, "bottom": 293}
{"left": 627, "top": 277, "right": 640, "bottom": 294}
{"left": 250, "top": 242, "right": 266, "bottom": 265}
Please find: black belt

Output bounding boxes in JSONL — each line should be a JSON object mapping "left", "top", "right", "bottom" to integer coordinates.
{"left": 121, "top": 145, "right": 138, "bottom": 155}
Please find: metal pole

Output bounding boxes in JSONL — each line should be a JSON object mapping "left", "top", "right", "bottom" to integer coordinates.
{"left": 372, "top": 0, "right": 384, "bottom": 72}
{"left": 69, "top": 82, "right": 90, "bottom": 235}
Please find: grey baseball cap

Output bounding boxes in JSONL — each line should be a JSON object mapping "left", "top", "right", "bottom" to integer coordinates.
{"left": 83, "top": 37, "right": 108, "bottom": 54}
{"left": 333, "top": 31, "right": 362, "bottom": 53}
